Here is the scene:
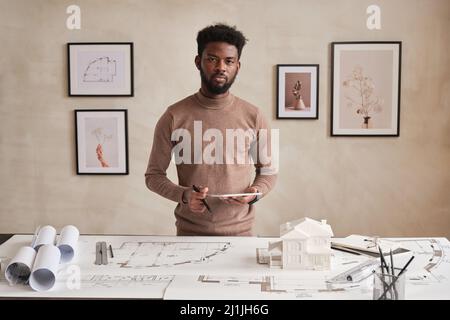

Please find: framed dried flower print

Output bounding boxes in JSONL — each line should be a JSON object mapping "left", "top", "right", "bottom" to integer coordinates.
{"left": 75, "top": 109, "right": 129, "bottom": 175}
{"left": 68, "top": 43, "right": 134, "bottom": 96}
{"left": 331, "top": 42, "right": 401, "bottom": 136}
{"left": 276, "top": 64, "right": 319, "bottom": 119}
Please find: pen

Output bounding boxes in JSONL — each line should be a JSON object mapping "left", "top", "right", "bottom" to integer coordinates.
{"left": 192, "top": 185, "right": 212, "bottom": 213}
{"left": 109, "top": 244, "right": 114, "bottom": 258}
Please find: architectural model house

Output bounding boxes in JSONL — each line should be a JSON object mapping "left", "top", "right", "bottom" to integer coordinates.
{"left": 268, "top": 218, "right": 334, "bottom": 270}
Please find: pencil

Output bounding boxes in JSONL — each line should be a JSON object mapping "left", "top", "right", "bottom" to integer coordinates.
{"left": 378, "top": 256, "right": 415, "bottom": 300}
{"left": 378, "top": 247, "right": 388, "bottom": 274}
{"left": 398, "top": 255, "right": 415, "bottom": 277}
{"left": 378, "top": 246, "right": 389, "bottom": 296}
{"left": 109, "top": 244, "right": 114, "bottom": 258}
{"left": 192, "top": 185, "right": 212, "bottom": 213}
{"left": 390, "top": 249, "right": 394, "bottom": 276}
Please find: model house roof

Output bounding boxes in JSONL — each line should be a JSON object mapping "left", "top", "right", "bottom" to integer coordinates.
{"left": 280, "top": 217, "right": 334, "bottom": 239}
{"left": 268, "top": 240, "right": 282, "bottom": 253}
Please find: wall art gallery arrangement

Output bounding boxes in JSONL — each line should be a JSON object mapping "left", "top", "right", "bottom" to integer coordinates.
{"left": 68, "top": 41, "right": 401, "bottom": 175}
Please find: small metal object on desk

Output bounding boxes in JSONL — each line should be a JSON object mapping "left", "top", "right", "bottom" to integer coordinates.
{"left": 95, "top": 241, "right": 108, "bottom": 265}
{"left": 101, "top": 242, "right": 108, "bottom": 265}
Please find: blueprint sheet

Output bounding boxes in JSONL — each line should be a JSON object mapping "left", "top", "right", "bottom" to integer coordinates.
{"left": 0, "top": 235, "right": 449, "bottom": 299}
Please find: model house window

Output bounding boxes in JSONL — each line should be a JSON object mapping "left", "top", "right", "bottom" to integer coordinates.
{"left": 315, "top": 238, "right": 326, "bottom": 245}
{"left": 288, "top": 255, "right": 301, "bottom": 264}
{"left": 311, "top": 255, "right": 326, "bottom": 265}
{"left": 287, "top": 242, "right": 301, "bottom": 251}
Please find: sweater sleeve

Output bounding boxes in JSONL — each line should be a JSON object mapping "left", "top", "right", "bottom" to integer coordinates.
{"left": 250, "top": 111, "right": 278, "bottom": 197}
{"left": 145, "top": 110, "right": 189, "bottom": 203}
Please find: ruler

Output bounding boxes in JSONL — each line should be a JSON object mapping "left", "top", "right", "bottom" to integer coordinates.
{"left": 327, "top": 259, "right": 378, "bottom": 283}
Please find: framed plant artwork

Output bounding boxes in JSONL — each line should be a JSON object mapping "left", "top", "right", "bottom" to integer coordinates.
{"left": 276, "top": 64, "right": 319, "bottom": 119}
{"left": 68, "top": 42, "right": 134, "bottom": 96}
{"left": 75, "top": 109, "right": 129, "bottom": 175}
{"left": 331, "top": 42, "right": 402, "bottom": 136}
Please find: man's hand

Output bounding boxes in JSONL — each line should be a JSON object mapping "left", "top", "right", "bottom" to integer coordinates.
{"left": 183, "top": 186, "right": 209, "bottom": 213}
{"left": 222, "top": 187, "right": 258, "bottom": 205}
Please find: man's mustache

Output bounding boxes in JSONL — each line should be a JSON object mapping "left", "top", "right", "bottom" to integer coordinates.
{"left": 212, "top": 73, "right": 227, "bottom": 79}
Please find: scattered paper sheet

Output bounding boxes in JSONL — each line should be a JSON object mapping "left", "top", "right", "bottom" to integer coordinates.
{"left": 331, "top": 234, "right": 407, "bottom": 255}
{"left": 1, "top": 235, "right": 449, "bottom": 299}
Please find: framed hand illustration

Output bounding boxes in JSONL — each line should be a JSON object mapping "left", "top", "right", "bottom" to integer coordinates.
{"left": 68, "top": 43, "right": 134, "bottom": 96}
{"left": 276, "top": 64, "right": 319, "bottom": 119}
{"left": 75, "top": 109, "right": 129, "bottom": 175}
{"left": 331, "top": 42, "right": 402, "bottom": 136}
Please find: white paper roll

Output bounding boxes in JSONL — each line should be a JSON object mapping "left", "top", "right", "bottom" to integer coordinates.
{"left": 29, "top": 244, "right": 61, "bottom": 291}
{"left": 5, "top": 246, "right": 36, "bottom": 286}
{"left": 33, "top": 225, "right": 56, "bottom": 251}
{"left": 57, "top": 225, "right": 80, "bottom": 263}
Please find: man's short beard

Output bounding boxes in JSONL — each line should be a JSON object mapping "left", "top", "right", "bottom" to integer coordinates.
{"left": 200, "top": 67, "right": 237, "bottom": 95}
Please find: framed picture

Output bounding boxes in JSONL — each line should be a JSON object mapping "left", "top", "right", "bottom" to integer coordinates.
{"left": 331, "top": 42, "right": 401, "bottom": 136}
{"left": 276, "top": 64, "right": 319, "bottom": 119}
{"left": 68, "top": 42, "right": 134, "bottom": 96}
{"left": 75, "top": 109, "right": 129, "bottom": 175}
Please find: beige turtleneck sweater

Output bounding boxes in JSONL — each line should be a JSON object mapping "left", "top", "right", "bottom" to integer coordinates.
{"left": 145, "top": 90, "right": 277, "bottom": 236}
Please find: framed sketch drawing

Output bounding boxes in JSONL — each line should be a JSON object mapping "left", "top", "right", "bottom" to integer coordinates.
{"left": 75, "top": 109, "right": 129, "bottom": 175}
{"left": 68, "top": 43, "right": 134, "bottom": 96}
{"left": 277, "top": 64, "right": 319, "bottom": 119}
{"left": 331, "top": 42, "right": 401, "bottom": 136}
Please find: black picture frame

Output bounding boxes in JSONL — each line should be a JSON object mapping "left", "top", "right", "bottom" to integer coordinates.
{"left": 276, "top": 64, "right": 319, "bottom": 119}
{"left": 68, "top": 42, "right": 134, "bottom": 97}
{"left": 331, "top": 41, "right": 402, "bottom": 136}
{"left": 75, "top": 109, "right": 129, "bottom": 175}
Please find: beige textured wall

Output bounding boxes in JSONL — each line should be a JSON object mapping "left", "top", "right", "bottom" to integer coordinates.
{"left": 0, "top": 0, "right": 449, "bottom": 237}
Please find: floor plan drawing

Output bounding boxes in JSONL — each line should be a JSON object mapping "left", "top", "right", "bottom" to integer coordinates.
{"left": 113, "top": 241, "right": 232, "bottom": 268}
{"left": 83, "top": 57, "right": 117, "bottom": 82}
{"left": 81, "top": 274, "right": 174, "bottom": 289}
{"left": 389, "top": 238, "right": 450, "bottom": 284}
{"left": 1, "top": 235, "right": 449, "bottom": 299}
{"left": 164, "top": 273, "right": 373, "bottom": 300}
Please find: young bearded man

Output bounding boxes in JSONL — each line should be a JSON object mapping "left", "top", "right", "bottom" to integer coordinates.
{"left": 145, "top": 24, "right": 277, "bottom": 236}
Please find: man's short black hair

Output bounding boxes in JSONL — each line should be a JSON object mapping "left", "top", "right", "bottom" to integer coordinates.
{"left": 197, "top": 23, "right": 248, "bottom": 59}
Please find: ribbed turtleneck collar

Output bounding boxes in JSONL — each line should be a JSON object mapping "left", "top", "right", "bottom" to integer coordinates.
{"left": 194, "top": 89, "right": 235, "bottom": 110}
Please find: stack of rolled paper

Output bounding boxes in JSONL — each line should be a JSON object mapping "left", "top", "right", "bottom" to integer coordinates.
{"left": 4, "top": 225, "right": 79, "bottom": 291}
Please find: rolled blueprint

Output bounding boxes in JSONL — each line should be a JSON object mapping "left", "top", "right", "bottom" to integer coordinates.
{"left": 57, "top": 225, "right": 79, "bottom": 263}
{"left": 5, "top": 246, "right": 37, "bottom": 286}
{"left": 29, "top": 244, "right": 61, "bottom": 291}
{"left": 33, "top": 225, "right": 56, "bottom": 251}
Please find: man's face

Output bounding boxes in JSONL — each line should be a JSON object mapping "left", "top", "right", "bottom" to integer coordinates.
{"left": 196, "top": 42, "right": 240, "bottom": 95}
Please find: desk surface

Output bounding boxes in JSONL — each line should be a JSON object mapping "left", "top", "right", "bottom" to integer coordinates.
{"left": 0, "top": 235, "right": 449, "bottom": 300}
{"left": 0, "top": 234, "right": 12, "bottom": 246}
